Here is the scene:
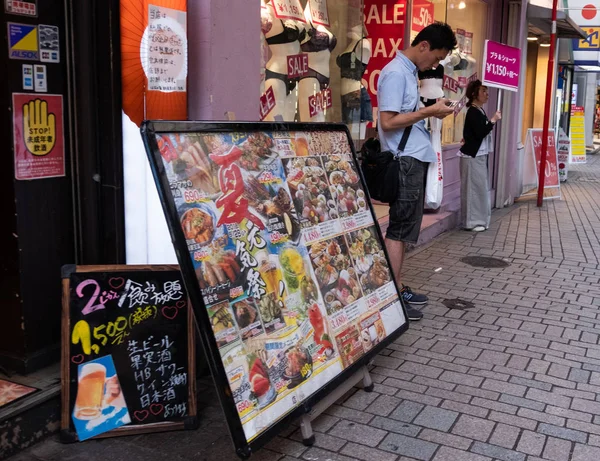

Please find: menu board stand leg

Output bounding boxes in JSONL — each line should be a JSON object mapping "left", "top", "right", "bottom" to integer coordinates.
{"left": 299, "top": 365, "right": 373, "bottom": 446}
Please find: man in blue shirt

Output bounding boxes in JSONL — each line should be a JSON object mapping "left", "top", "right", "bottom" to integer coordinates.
{"left": 378, "top": 22, "right": 457, "bottom": 320}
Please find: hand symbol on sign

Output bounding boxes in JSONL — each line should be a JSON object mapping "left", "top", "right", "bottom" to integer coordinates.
{"left": 23, "top": 99, "right": 56, "bottom": 156}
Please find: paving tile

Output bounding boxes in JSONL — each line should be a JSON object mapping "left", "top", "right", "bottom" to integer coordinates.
{"left": 328, "top": 420, "right": 387, "bottom": 447}
{"left": 488, "top": 423, "right": 521, "bottom": 450}
{"left": 379, "top": 432, "right": 438, "bottom": 461}
{"left": 340, "top": 442, "right": 398, "bottom": 461}
{"left": 571, "top": 443, "right": 600, "bottom": 461}
{"left": 542, "top": 437, "right": 572, "bottom": 461}
{"left": 413, "top": 406, "right": 459, "bottom": 432}
{"left": 470, "top": 442, "right": 526, "bottom": 461}
{"left": 451, "top": 415, "right": 495, "bottom": 442}
{"left": 431, "top": 446, "right": 492, "bottom": 461}
{"left": 389, "top": 400, "right": 425, "bottom": 423}
{"left": 301, "top": 447, "right": 356, "bottom": 461}
{"left": 370, "top": 415, "right": 421, "bottom": 437}
{"left": 418, "top": 428, "right": 473, "bottom": 450}
{"left": 365, "top": 394, "right": 402, "bottom": 417}
{"left": 516, "top": 430, "right": 545, "bottom": 456}
{"left": 537, "top": 423, "right": 587, "bottom": 443}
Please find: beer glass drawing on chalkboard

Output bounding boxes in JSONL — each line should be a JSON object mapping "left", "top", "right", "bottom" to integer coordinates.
{"left": 72, "top": 355, "right": 131, "bottom": 441}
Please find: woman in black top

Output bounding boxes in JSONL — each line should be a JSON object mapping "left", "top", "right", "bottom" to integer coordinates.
{"left": 459, "top": 80, "right": 501, "bottom": 232}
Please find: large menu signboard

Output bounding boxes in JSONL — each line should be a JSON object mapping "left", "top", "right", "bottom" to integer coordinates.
{"left": 141, "top": 122, "right": 408, "bottom": 456}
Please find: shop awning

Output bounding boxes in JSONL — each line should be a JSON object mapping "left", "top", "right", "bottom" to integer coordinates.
{"left": 527, "top": 1, "right": 588, "bottom": 39}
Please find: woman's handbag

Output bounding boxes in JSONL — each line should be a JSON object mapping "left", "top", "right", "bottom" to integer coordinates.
{"left": 360, "top": 125, "right": 413, "bottom": 204}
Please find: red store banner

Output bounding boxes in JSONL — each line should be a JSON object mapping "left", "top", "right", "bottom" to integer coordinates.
{"left": 363, "top": 0, "right": 407, "bottom": 126}
{"left": 13, "top": 93, "right": 65, "bottom": 180}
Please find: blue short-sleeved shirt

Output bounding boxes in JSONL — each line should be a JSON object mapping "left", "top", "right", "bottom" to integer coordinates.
{"left": 377, "top": 52, "right": 436, "bottom": 163}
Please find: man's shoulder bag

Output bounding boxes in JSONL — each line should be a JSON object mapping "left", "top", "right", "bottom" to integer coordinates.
{"left": 360, "top": 123, "right": 414, "bottom": 204}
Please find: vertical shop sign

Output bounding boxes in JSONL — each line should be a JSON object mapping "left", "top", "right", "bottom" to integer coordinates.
{"left": 13, "top": 93, "right": 65, "bottom": 180}
{"left": 272, "top": 0, "right": 305, "bottom": 22}
{"left": 528, "top": 128, "right": 560, "bottom": 189}
{"left": 309, "top": 0, "right": 329, "bottom": 27}
{"left": 482, "top": 40, "right": 521, "bottom": 92}
{"left": 142, "top": 5, "right": 187, "bottom": 92}
{"left": 557, "top": 128, "right": 570, "bottom": 182}
{"left": 5, "top": 0, "right": 37, "bottom": 17}
{"left": 569, "top": 105, "right": 586, "bottom": 163}
{"left": 363, "top": 0, "right": 407, "bottom": 124}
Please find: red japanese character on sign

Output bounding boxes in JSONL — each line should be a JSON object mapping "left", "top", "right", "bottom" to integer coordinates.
{"left": 210, "top": 145, "right": 265, "bottom": 229}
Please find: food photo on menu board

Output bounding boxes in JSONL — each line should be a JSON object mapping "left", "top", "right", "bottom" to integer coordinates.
{"left": 143, "top": 124, "right": 407, "bottom": 448}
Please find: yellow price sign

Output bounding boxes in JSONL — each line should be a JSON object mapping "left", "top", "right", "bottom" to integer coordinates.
{"left": 23, "top": 99, "right": 56, "bottom": 156}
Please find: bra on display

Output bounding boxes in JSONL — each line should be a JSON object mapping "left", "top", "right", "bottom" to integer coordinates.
{"left": 266, "top": 20, "right": 306, "bottom": 45}
{"left": 336, "top": 41, "right": 368, "bottom": 81}
{"left": 301, "top": 25, "right": 337, "bottom": 53}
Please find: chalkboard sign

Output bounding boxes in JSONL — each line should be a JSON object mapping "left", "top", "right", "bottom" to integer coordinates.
{"left": 141, "top": 121, "right": 409, "bottom": 458}
{"left": 61, "top": 265, "right": 197, "bottom": 441}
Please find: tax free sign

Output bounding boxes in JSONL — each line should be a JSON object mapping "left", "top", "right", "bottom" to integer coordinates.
{"left": 481, "top": 40, "right": 521, "bottom": 92}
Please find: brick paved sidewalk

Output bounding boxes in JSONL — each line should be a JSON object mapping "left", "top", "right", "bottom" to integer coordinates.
{"left": 13, "top": 154, "right": 600, "bottom": 461}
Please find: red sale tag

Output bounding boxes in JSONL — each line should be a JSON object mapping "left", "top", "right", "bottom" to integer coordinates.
{"left": 259, "top": 87, "right": 277, "bottom": 120}
{"left": 287, "top": 53, "right": 309, "bottom": 79}
{"left": 272, "top": 0, "right": 305, "bottom": 22}
{"left": 307, "top": 88, "right": 332, "bottom": 118}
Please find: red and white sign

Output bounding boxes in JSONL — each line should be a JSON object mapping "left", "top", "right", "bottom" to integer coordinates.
{"left": 309, "top": 0, "right": 329, "bottom": 27}
{"left": 272, "top": 0, "right": 305, "bottom": 22}
{"left": 464, "top": 31, "right": 473, "bottom": 55}
{"left": 482, "top": 40, "right": 521, "bottom": 92}
{"left": 308, "top": 88, "right": 332, "bottom": 117}
{"left": 260, "top": 86, "right": 276, "bottom": 120}
{"left": 287, "top": 53, "right": 309, "bottom": 79}
{"left": 443, "top": 75, "right": 459, "bottom": 93}
{"left": 363, "top": 0, "right": 407, "bottom": 126}
{"left": 530, "top": 129, "right": 559, "bottom": 189}
{"left": 411, "top": 0, "right": 434, "bottom": 34}
{"left": 13, "top": 93, "right": 65, "bottom": 180}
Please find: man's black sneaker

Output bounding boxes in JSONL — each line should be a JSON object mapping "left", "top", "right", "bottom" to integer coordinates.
{"left": 406, "top": 306, "right": 423, "bottom": 321}
{"left": 400, "top": 285, "right": 428, "bottom": 305}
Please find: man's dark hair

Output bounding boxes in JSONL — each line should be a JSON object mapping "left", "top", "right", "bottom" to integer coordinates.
{"left": 465, "top": 79, "right": 486, "bottom": 107}
{"left": 411, "top": 22, "right": 457, "bottom": 51}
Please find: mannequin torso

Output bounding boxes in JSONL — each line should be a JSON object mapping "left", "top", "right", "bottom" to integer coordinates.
{"left": 263, "top": 0, "right": 306, "bottom": 121}
{"left": 297, "top": 0, "right": 336, "bottom": 122}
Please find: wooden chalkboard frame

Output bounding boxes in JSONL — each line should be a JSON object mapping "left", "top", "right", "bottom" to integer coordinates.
{"left": 60, "top": 264, "right": 197, "bottom": 442}
{"left": 141, "top": 121, "right": 410, "bottom": 459}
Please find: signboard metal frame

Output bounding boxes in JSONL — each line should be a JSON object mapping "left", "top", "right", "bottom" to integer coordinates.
{"left": 60, "top": 264, "right": 198, "bottom": 441}
{"left": 141, "top": 121, "right": 410, "bottom": 459}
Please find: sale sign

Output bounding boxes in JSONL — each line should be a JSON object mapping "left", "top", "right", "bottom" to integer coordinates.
{"left": 528, "top": 128, "right": 559, "bottom": 189}
{"left": 259, "top": 86, "right": 276, "bottom": 120}
{"left": 308, "top": 88, "right": 333, "bottom": 117}
{"left": 13, "top": 93, "right": 65, "bottom": 180}
{"left": 363, "top": 0, "right": 407, "bottom": 125}
{"left": 482, "top": 40, "right": 521, "bottom": 92}
{"left": 411, "top": 0, "right": 434, "bottom": 36}
{"left": 287, "top": 53, "right": 309, "bottom": 79}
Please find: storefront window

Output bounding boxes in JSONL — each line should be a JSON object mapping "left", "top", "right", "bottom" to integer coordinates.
{"left": 260, "top": 0, "right": 376, "bottom": 141}
{"left": 410, "top": 0, "right": 489, "bottom": 146}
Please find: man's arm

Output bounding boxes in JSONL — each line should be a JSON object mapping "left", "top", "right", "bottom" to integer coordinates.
{"left": 380, "top": 99, "right": 455, "bottom": 132}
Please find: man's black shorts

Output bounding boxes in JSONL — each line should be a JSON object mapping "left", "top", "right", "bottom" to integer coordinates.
{"left": 386, "top": 156, "right": 428, "bottom": 244}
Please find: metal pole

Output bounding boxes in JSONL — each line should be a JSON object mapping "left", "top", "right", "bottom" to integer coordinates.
{"left": 537, "top": 0, "right": 558, "bottom": 207}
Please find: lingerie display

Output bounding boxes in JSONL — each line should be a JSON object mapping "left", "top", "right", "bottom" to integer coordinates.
{"left": 265, "top": 69, "right": 297, "bottom": 96}
{"left": 300, "top": 25, "right": 337, "bottom": 53}
{"left": 336, "top": 41, "right": 368, "bottom": 81}
{"left": 266, "top": 20, "right": 306, "bottom": 46}
{"left": 341, "top": 87, "right": 373, "bottom": 123}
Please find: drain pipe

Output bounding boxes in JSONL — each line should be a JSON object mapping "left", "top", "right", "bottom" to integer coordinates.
{"left": 537, "top": 0, "right": 558, "bottom": 207}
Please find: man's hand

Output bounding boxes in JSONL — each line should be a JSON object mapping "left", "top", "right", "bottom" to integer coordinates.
{"left": 23, "top": 99, "right": 56, "bottom": 156}
{"left": 427, "top": 98, "right": 455, "bottom": 119}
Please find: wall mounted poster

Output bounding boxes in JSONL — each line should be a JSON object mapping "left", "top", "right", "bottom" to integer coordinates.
{"left": 141, "top": 121, "right": 409, "bottom": 457}
{"left": 61, "top": 265, "right": 197, "bottom": 441}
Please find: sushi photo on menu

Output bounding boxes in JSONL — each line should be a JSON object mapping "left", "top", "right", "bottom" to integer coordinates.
{"left": 72, "top": 355, "right": 131, "bottom": 441}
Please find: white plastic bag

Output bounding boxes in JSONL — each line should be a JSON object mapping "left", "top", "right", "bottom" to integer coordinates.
{"left": 425, "top": 118, "right": 443, "bottom": 210}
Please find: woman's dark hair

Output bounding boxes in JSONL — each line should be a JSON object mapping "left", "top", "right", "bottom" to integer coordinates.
{"left": 465, "top": 79, "right": 486, "bottom": 107}
{"left": 411, "top": 22, "right": 457, "bottom": 51}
